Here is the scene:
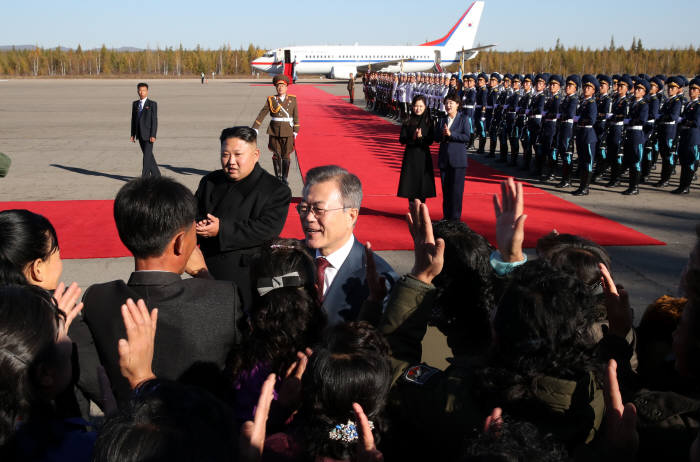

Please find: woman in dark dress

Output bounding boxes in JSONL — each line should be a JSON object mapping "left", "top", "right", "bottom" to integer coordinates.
{"left": 397, "top": 95, "right": 436, "bottom": 204}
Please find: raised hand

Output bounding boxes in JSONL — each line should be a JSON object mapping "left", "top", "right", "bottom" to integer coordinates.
{"left": 604, "top": 359, "right": 639, "bottom": 457}
{"left": 240, "top": 373, "right": 276, "bottom": 462}
{"left": 406, "top": 199, "right": 444, "bottom": 284}
{"left": 353, "top": 402, "right": 384, "bottom": 462}
{"left": 278, "top": 349, "right": 310, "bottom": 409}
{"left": 118, "top": 298, "right": 158, "bottom": 389}
{"left": 492, "top": 177, "right": 527, "bottom": 262}
{"left": 53, "top": 281, "right": 84, "bottom": 336}
{"left": 365, "top": 242, "right": 387, "bottom": 303}
{"left": 599, "top": 263, "right": 633, "bottom": 338}
{"left": 483, "top": 407, "right": 503, "bottom": 434}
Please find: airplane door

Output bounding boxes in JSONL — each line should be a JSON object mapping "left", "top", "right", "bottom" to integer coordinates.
{"left": 283, "top": 49, "right": 294, "bottom": 83}
{"left": 434, "top": 50, "right": 443, "bottom": 73}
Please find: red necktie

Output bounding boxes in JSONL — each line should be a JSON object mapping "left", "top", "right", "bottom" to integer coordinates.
{"left": 315, "top": 257, "right": 330, "bottom": 303}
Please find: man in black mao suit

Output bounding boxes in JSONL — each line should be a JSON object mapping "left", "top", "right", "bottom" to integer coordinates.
{"left": 130, "top": 82, "right": 161, "bottom": 177}
{"left": 195, "top": 127, "right": 291, "bottom": 309}
{"left": 69, "top": 177, "right": 242, "bottom": 405}
{"left": 435, "top": 93, "right": 470, "bottom": 220}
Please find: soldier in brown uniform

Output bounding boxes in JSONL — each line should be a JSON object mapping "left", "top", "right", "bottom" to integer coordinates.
{"left": 347, "top": 73, "right": 355, "bottom": 104}
{"left": 252, "top": 74, "right": 299, "bottom": 184}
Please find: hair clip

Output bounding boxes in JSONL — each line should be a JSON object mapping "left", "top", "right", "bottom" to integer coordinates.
{"left": 256, "top": 272, "right": 302, "bottom": 296}
{"left": 328, "top": 419, "right": 374, "bottom": 444}
{"left": 269, "top": 244, "right": 297, "bottom": 250}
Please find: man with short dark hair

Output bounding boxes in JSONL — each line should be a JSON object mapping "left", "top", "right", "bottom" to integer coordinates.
{"left": 70, "top": 176, "right": 243, "bottom": 405}
{"left": 195, "top": 126, "right": 291, "bottom": 308}
{"left": 130, "top": 82, "right": 160, "bottom": 177}
{"left": 299, "top": 165, "right": 397, "bottom": 325}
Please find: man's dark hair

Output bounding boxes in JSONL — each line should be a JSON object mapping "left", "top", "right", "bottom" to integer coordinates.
{"left": 220, "top": 126, "right": 257, "bottom": 144}
{"left": 137, "top": 82, "right": 148, "bottom": 90}
{"left": 113, "top": 177, "right": 197, "bottom": 259}
{"left": 93, "top": 379, "right": 236, "bottom": 462}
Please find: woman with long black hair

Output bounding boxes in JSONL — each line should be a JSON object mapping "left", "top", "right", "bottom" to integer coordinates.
{"left": 397, "top": 95, "right": 436, "bottom": 205}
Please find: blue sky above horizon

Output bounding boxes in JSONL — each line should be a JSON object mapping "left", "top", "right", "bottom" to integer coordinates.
{"left": 2, "top": 0, "right": 697, "bottom": 51}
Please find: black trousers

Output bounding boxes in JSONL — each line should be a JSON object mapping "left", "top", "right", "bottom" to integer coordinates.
{"left": 440, "top": 167, "right": 466, "bottom": 221}
{"left": 139, "top": 139, "right": 161, "bottom": 177}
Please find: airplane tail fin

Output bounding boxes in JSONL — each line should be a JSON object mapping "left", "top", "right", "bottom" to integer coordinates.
{"left": 420, "top": 1, "right": 484, "bottom": 51}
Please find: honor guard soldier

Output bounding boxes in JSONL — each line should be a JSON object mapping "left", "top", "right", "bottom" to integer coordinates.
{"left": 554, "top": 75, "right": 580, "bottom": 188}
{"left": 495, "top": 74, "right": 514, "bottom": 162}
{"left": 527, "top": 74, "right": 547, "bottom": 171}
{"left": 673, "top": 77, "right": 700, "bottom": 194}
{"left": 461, "top": 74, "right": 477, "bottom": 143}
{"left": 514, "top": 74, "right": 533, "bottom": 167}
{"left": 503, "top": 74, "right": 521, "bottom": 164}
{"left": 655, "top": 76, "right": 686, "bottom": 187}
{"left": 621, "top": 79, "right": 650, "bottom": 195}
{"left": 572, "top": 75, "right": 599, "bottom": 196}
{"left": 486, "top": 73, "right": 502, "bottom": 157}
{"left": 641, "top": 76, "right": 664, "bottom": 181}
{"left": 475, "top": 73, "right": 489, "bottom": 153}
{"left": 252, "top": 74, "right": 300, "bottom": 184}
{"left": 347, "top": 73, "right": 355, "bottom": 104}
{"left": 539, "top": 74, "right": 562, "bottom": 180}
{"left": 605, "top": 75, "right": 632, "bottom": 187}
{"left": 592, "top": 74, "right": 613, "bottom": 182}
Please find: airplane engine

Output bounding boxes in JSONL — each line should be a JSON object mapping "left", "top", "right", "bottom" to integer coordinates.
{"left": 330, "top": 65, "right": 358, "bottom": 80}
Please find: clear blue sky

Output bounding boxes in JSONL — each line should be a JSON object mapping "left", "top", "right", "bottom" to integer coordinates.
{"left": 2, "top": 0, "right": 697, "bottom": 51}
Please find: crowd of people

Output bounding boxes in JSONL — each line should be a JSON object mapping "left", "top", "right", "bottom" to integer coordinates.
{"left": 1, "top": 123, "right": 699, "bottom": 460}
{"left": 364, "top": 70, "right": 700, "bottom": 196}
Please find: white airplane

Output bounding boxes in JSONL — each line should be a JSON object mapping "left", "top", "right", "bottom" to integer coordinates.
{"left": 251, "top": 1, "right": 493, "bottom": 79}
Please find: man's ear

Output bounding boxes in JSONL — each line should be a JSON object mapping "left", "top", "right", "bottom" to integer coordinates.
{"left": 173, "top": 231, "right": 187, "bottom": 256}
{"left": 347, "top": 208, "right": 359, "bottom": 227}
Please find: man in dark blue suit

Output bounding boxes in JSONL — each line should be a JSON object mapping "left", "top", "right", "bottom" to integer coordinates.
{"left": 130, "top": 82, "right": 161, "bottom": 177}
{"left": 435, "top": 93, "right": 470, "bottom": 220}
{"left": 298, "top": 165, "right": 397, "bottom": 325}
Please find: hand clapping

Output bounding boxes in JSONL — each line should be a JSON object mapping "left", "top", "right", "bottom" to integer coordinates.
{"left": 195, "top": 213, "right": 220, "bottom": 238}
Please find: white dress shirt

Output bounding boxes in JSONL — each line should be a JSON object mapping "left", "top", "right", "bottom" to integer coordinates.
{"left": 315, "top": 234, "right": 355, "bottom": 296}
{"left": 139, "top": 97, "right": 148, "bottom": 111}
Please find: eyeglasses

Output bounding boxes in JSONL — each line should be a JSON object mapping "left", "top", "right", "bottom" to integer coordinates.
{"left": 296, "top": 203, "right": 347, "bottom": 217}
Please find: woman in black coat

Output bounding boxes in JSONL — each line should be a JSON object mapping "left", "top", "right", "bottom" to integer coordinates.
{"left": 397, "top": 95, "right": 436, "bottom": 204}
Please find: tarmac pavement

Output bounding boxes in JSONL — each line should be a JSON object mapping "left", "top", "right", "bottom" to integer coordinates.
{"left": 1, "top": 78, "right": 698, "bottom": 369}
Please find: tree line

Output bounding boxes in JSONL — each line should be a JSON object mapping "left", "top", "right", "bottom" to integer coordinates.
{"left": 465, "top": 38, "right": 698, "bottom": 77}
{"left": 0, "top": 40, "right": 697, "bottom": 78}
{"left": 0, "top": 44, "right": 266, "bottom": 77}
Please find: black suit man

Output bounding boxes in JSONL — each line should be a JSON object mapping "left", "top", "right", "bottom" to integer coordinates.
{"left": 195, "top": 127, "right": 291, "bottom": 310}
{"left": 435, "top": 93, "right": 470, "bottom": 220}
{"left": 69, "top": 177, "right": 242, "bottom": 405}
{"left": 130, "top": 82, "right": 161, "bottom": 177}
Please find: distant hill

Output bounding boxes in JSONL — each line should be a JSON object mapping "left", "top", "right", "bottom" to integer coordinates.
{"left": 0, "top": 45, "right": 143, "bottom": 52}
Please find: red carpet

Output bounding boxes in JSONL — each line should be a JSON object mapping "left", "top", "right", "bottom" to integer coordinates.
{"left": 0, "top": 85, "right": 663, "bottom": 259}
{"left": 286, "top": 84, "right": 664, "bottom": 250}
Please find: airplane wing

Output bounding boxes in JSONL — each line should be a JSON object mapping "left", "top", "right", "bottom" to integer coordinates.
{"left": 457, "top": 44, "right": 497, "bottom": 54}
{"left": 357, "top": 59, "right": 416, "bottom": 73}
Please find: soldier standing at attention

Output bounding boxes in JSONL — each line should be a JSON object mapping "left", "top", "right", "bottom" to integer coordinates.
{"left": 526, "top": 74, "right": 547, "bottom": 172}
{"left": 621, "top": 79, "right": 650, "bottom": 195}
{"left": 673, "top": 78, "right": 700, "bottom": 195}
{"left": 554, "top": 75, "right": 580, "bottom": 188}
{"left": 592, "top": 74, "right": 612, "bottom": 183}
{"left": 655, "top": 76, "right": 685, "bottom": 188}
{"left": 347, "top": 73, "right": 355, "bottom": 104}
{"left": 572, "top": 75, "right": 599, "bottom": 196}
{"left": 252, "top": 74, "right": 300, "bottom": 184}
